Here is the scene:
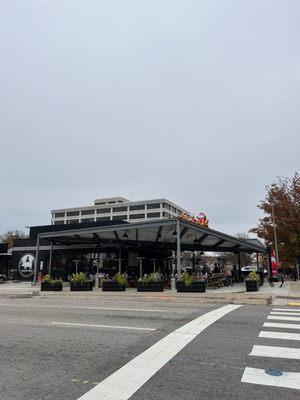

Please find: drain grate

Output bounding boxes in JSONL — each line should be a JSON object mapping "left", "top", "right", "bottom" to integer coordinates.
{"left": 265, "top": 368, "right": 283, "bottom": 377}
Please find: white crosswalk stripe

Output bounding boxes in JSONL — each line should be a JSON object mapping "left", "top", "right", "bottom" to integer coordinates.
{"left": 242, "top": 367, "right": 300, "bottom": 390}
{"left": 267, "top": 315, "right": 300, "bottom": 322}
{"left": 259, "top": 331, "right": 300, "bottom": 341}
{"left": 263, "top": 322, "right": 300, "bottom": 330}
{"left": 241, "top": 308, "right": 300, "bottom": 392}
{"left": 250, "top": 345, "right": 300, "bottom": 360}
{"left": 271, "top": 311, "right": 300, "bottom": 316}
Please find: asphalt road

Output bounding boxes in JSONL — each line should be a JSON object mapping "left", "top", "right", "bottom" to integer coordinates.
{"left": 0, "top": 297, "right": 299, "bottom": 400}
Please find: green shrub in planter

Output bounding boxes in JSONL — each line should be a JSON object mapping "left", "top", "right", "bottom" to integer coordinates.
{"left": 102, "top": 273, "right": 128, "bottom": 291}
{"left": 245, "top": 271, "right": 260, "bottom": 292}
{"left": 137, "top": 272, "right": 164, "bottom": 292}
{"left": 41, "top": 275, "right": 63, "bottom": 291}
{"left": 70, "top": 273, "right": 93, "bottom": 291}
{"left": 176, "top": 272, "right": 206, "bottom": 292}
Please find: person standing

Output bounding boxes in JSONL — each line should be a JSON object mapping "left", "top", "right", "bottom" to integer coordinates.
{"left": 224, "top": 263, "right": 233, "bottom": 287}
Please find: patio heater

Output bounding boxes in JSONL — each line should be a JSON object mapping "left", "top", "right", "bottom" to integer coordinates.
{"left": 137, "top": 257, "right": 146, "bottom": 279}
{"left": 150, "top": 258, "right": 158, "bottom": 272}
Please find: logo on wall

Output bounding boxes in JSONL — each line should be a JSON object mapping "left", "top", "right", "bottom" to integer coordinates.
{"left": 18, "top": 254, "right": 35, "bottom": 278}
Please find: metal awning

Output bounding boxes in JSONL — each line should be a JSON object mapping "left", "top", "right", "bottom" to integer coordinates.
{"left": 37, "top": 219, "right": 266, "bottom": 253}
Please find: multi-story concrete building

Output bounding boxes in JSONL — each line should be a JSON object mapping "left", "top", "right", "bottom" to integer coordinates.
{"left": 51, "top": 197, "right": 191, "bottom": 225}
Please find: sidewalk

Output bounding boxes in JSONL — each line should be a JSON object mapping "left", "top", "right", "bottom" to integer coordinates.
{"left": 1, "top": 281, "right": 299, "bottom": 305}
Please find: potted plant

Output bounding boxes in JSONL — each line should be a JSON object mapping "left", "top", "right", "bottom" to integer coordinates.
{"left": 102, "top": 273, "right": 128, "bottom": 291}
{"left": 70, "top": 272, "right": 93, "bottom": 291}
{"left": 41, "top": 275, "right": 63, "bottom": 291}
{"left": 176, "top": 272, "right": 206, "bottom": 293}
{"left": 245, "top": 271, "right": 260, "bottom": 292}
{"left": 137, "top": 272, "right": 164, "bottom": 292}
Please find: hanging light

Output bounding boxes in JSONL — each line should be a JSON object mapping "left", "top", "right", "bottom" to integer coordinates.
{"left": 193, "top": 237, "right": 199, "bottom": 243}
{"left": 172, "top": 230, "right": 177, "bottom": 236}
{"left": 122, "top": 232, "right": 128, "bottom": 239}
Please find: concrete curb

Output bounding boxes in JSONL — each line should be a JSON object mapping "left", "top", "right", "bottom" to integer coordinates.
{"left": 0, "top": 291, "right": 39, "bottom": 299}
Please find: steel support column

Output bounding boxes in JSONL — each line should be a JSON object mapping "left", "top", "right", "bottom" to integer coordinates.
{"left": 118, "top": 247, "right": 122, "bottom": 274}
{"left": 176, "top": 219, "right": 181, "bottom": 276}
{"left": 33, "top": 234, "right": 40, "bottom": 285}
{"left": 49, "top": 242, "right": 53, "bottom": 277}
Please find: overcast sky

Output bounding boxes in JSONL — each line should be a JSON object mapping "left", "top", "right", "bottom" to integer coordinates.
{"left": 0, "top": 0, "right": 299, "bottom": 236}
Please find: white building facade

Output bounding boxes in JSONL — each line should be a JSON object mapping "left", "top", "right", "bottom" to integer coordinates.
{"left": 51, "top": 197, "right": 190, "bottom": 225}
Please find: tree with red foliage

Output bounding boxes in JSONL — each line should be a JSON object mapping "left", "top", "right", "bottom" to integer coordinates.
{"left": 250, "top": 173, "right": 300, "bottom": 265}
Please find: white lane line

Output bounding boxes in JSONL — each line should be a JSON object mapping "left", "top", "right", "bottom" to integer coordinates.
{"left": 267, "top": 315, "right": 300, "bottom": 322}
{"left": 271, "top": 311, "right": 300, "bottom": 316}
{"left": 250, "top": 345, "right": 300, "bottom": 360}
{"left": 264, "top": 322, "right": 300, "bottom": 330}
{"left": 241, "top": 367, "right": 300, "bottom": 390}
{"left": 52, "top": 322, "right": 156, "bottom": 331}
{"left": 273, "top": 308, "right": 300, "bottom": 312}
{"left": 259, "top": 331, "right": 300, "bottom": 341}
{"left": 76, "top": 304, "right": 241, "bottom": 400}
{"left": 0, "top": 303, "right": 166, "bottom": 313}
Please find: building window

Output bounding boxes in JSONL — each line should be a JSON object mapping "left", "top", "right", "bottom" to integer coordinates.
{"left": 81, "top": 209, "right": 95, "bottom": 215}
{"left": 129, "top": 214, "right": 145, "bottom": 220}
{"left": 81, "top": 218, "right": 95, "bottom": 223}
{"left": 112, "top": 215, "right": 127, "bottom": 221}
{"left": 113, "top": 206, "right": 128, "bottom": 212}
{"left": 129, "top": 205, "right": 145, "bottom": 211}
{"left": 95, "top": 202, "right": 105, "bottom": 205}
{"left": 108, "top": 201, "right": 116, "bottom": 204}
{"left": 54, "top": 212, "right": 65, "bottom": 218}
{"left": 163, "top": 203, "right": 171, "bottom": 211}
{"left": 147, "top": 212, "right": 160, "bottom": 218}
{"left": 163, "top": 212, "right": 171, "bottom": 218}
{"left": 147, "top": 203, "right": 160, "bottom": 210}
{"left": 171, "top": 207, "right": 177, "bottom": 213}
{"left": 66, "top": 219, "right": 79, "bottom": 224}
{"left": 96, "top": 208, "right": 111, "bottom": 214}
{"left": 54, "top": 220, "right": 65, "bottom": 225}
{"left": 66, "top": 211, "right": 80, "bottom": 217}
{"left": 96, "top": 217, "right": 111, "bottom": 221}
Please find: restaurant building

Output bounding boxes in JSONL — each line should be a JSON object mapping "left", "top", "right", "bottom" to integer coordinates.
{"left": 11, "top": 216, "right": 268, "bottom": 283}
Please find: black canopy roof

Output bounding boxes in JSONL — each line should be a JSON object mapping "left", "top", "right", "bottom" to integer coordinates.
{"left": 36, "top": 219, "right": 266, "bottom": 254}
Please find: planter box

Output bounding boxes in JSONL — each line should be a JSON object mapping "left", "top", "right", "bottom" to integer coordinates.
{"left": 41, "top": 282, "right": 63, "bottom": 292}
{"left": 245, "top": 280, "right": 259, "bottom": 292}
{"left": 176, "top": 281, "right": 206, "bottom": 293}
{"left": 70, "top": 281, "right": 93, "bottom": 291}
{"left": 137, "top": 281, "right": 164, "bottom": 292}
{"left": 102, "top": 281, "right": 126, "bottom": 291}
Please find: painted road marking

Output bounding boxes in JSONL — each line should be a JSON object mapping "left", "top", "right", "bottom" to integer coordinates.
{"left": 264, "top": 322, "right": 300, "bottom": 330}
{"left": 76, "top": 304, "right": 241, "bottom": 400}
{"left": 271, "top": 311, "right": 300, "bottom": 316}
{"left": 241, "top": 367, "right": 300, "bottom": 390}
{"left": 52, "top": 322, "right": 156, "bottom": 331}
{"left": 250, "top": 345, "right": 300, "bottom": 360}
{"left": 0, "top": 303, "right": 166, "bottom": 313}
{"left": 273, "top": 308, "right": 300, "bottom": 312}
{"left": 267, "top": 315, "right": 300, "bottom": 322}
{"left": 259, "top": 331, "right": 300, "bottom": 341}
{"left": 288, "top": 302, "right": 300, "bottom": 307}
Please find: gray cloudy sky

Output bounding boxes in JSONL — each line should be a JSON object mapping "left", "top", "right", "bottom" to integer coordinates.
{"left": 0, "top": 0, "right": 299, "bottom": 235}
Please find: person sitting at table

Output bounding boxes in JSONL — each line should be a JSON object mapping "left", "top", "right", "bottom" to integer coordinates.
{"left": 213, "top": 263, "right": 220, "bottom": 274}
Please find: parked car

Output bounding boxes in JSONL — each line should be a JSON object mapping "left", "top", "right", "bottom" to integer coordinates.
{"left": 0, "top": 274, "right": 7, "bottom": 284}
{"left": 241, "top": 266, "right": 268, "bottom": 275}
